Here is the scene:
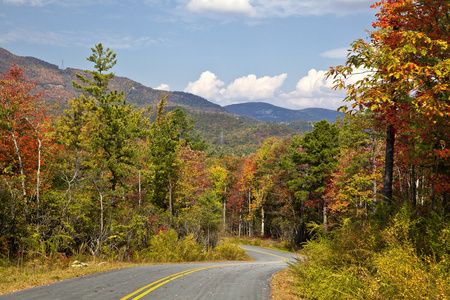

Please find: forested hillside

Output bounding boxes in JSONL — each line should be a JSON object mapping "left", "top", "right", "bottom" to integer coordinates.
{"left": 0, "top": 47, "right": 225, "bottom": 113}
{"left": 225, "top": 102, "right": 344, "bottom": 123}
{"left": 0, "top": 47, "right": 307, "bottom": 156}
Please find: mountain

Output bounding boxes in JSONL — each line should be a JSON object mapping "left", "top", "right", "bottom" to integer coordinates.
{"left": 0, "top": 47, "right": 225, "bottom": 114}
{"left": 0, "top": 47, "right": 308, "bottom": 156}
{"left": 224, "top": 102, "right": 344, "bottom": 123}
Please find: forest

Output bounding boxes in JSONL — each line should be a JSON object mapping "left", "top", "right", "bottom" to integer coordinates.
{"left": 1, "top": 0, "right": 450, "bottom": 298}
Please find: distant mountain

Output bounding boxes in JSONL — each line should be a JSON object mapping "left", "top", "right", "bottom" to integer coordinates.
{"left": 224, "top": 102, "right": 344, "bottom": 123}
{"left": 0, "top": 47, "right": 225, "bottom": 114}
{"left": 0, "top": 47, "right": 312, "bottom": 156}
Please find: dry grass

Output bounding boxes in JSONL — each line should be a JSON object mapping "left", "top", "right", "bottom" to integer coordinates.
{"left": 0, "top": 260, "right": 141, "bottom": 295}
{"left": 0, "top": 239, "right": 251, "bottom": 296}
{"left": 226, "top": 236, "right": 296, "bottom": 253}
{"left": 271, "top": 268, "right": 302, "bottom": 300}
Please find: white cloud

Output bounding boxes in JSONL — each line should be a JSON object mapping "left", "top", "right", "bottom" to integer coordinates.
{"left": 185, "top": 71, "right": 225, "bottom": 100}
{"left": 292, "top": 69, "right": 335, "bottom": 97}
{"left": 184, "top": 68, "right": 374, "bottom": 109}
{"left": 320, "top": 47, "right": 350, "bottom": 59}
{"left": 281, "top": 69, "right": 344, "bottom": 109}
{"left": 281, "top": 67, "right": 374, "bottom": 109}
{"left": 184, "top": 0, "right": 372, "bottom": 18}
{"left": 3, "top": 0, "right": 47, "bottom": 5}
{"left": 0, "top": 28, "right": 155, "bottom": 49}
{"left": 156, "top": 83, "right": 170, "bottom": 91}
{"left": 184, "top": 71, "right": 287, "bottom": 106}
{"left": 0, "top": 28, "right": 69, "bottom": 45}
{"left": 226, "top": 73, "right": 287, "bottom": 100}
{"left": 2, "top": 0, "right": 120, "bottom": 6}
{"left": 186, "top": 0, "right": 256, "bottom": 17}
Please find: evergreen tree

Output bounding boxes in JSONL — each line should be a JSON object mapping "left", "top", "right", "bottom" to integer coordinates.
{"left": 289, "top": 120, "right": 340, "bottom": 229}
{"left": 61, "top": 43, "right": 146, "bottom": 191}
{"left": 147, "top": 94, "right": 196, "bottom": 223}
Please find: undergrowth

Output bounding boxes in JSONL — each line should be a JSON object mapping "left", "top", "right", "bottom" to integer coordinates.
{"left": 289, "top": 205, "right": 450, "bottom": 299}
{"left": 0, "top": 229, "right": 249, "bottom": 295}
{"left": 228, "top": 236, "right": 296, "bottom": 252}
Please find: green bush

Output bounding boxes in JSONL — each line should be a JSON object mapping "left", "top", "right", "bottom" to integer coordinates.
{"left": 136, "top": 229, "right": 206, "bottom": 263}
{"left": 290, "top": 208, "right": 450, "bottom": 299}
{"left": 209, "top": 243, "right": 248, "bottom": 261}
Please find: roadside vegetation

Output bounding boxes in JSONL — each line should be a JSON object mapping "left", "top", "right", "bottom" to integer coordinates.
{"left": 273, "top": 1, "right": 450, "bottom": 299}
{"left": 0, "top": 230, "right": 248, "bottom": 295}
{"left": 1, "top": 1, "right": 450, "bottom": 298}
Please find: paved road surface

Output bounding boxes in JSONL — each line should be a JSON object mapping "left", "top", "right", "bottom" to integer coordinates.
{"left": 1, "top": 245, "right": 300, "bottom": 300}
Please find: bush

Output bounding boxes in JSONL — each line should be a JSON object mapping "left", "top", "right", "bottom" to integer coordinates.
{"left": 136, "top": 229, "right": 206, "bottom": 263}
{"left": 290, "top": 209, "right": 450, "bottom": 299}
{"left": 209, "top": 243, "right": 248, "bottom": 261}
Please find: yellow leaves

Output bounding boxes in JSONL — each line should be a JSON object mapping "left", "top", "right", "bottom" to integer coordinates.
{"left": 380, "top": 95, "right": 390, "bottom": 103}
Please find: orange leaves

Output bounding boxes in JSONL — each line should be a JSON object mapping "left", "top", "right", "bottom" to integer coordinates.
{"left": 0, "top": 64, "right": 54, "bottom": 197}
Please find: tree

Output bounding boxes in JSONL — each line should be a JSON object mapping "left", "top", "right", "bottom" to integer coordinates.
{"left": 327, "top": 113, "right": 384, "bottom": 218}
{"left": 0, "top": 64, "right": 56, "bottom": 255}
{"left": 56, "top": 44, "right": 147, "bottom": 255}
{"left": 0, "top": 64, "right": 44, "bottom": 199}
{"left": 208, "top": 164, "right": 229, "bottom": 231}
{"left": 147, "top": 93, "right": 196, "bottom": 223}
{"left": 71, "top": 43, "right": 146, "bottom": 191}
{"left": 289, "top": 120, "right": 340, "bottom": 230}
{"left": 328, "top": 0, "right": 450, "bottom": 206}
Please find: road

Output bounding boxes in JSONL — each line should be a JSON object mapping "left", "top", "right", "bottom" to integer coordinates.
{"left": 1, "top": 245, "right": 299, "bottom": 300}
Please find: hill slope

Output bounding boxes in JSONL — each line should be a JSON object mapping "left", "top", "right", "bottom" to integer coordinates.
{"left": 224, "top": 102, "right": 344, "bottom": 123}
{"left": 0, "top": 47, "right": 309, "bottom": 156}
{"left": 0, "top": 47, "right": 225, "bottom": 114}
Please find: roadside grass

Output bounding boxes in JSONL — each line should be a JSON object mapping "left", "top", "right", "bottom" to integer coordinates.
{"left": 284, "top": 208, "right": 450, "bottom": 299}
{"left": 271, "top": 268, "right": 304, "bottom": 300}
{"left": 0, "top": 259, "right": 141, "bottom": 295}
{"left": 0, "top": 230, "right": 250, "bottom": 295}
{"left": 226, "top": 236, "right": 297, "bottom": 253}
{"left": 227, "top": 236, "right": 305, "bottom": 300}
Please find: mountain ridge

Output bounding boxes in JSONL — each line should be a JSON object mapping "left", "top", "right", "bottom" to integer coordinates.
{"left": 0, "top": 47, "right": 338, "bottom": 156}
{"left": 0, "top": 47, "right": 226, "bottom": 114}
{"left": 224, "top": 102, "right": 344, "bottom": 123}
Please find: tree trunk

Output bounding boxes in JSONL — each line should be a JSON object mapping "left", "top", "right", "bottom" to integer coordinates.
{"left": 138, "top": 170, "right": 141, "bottom": 207}
{"left": 223, "top": 187, "right": 227, "bottom": 232}
{"left": 411, "top": 165, "right": 416, "bottom": 208}
{"left": 35, "top": 137, "right": 42, "bottom": 219}
{"left": 168, "top": 173, "right": 173, "bottom": 224}
{"left": 11, "top": 131, "right": 26, "bottom": 197}
{"left": 383, "top": 124, "right": 395, "bottom": 205}
{"left": 261, "top": 206, "right": 265, "bottom": 236}
{"left": 27, "top": 118, "right": 43, "bottom": 220}
{"left": 372, "top": 135, "right": 378, "bottom": 206}
{"left": 238, "top": 212, "right": 242, "bottom": 237}
{"left": 248, "top": 187, "right": 252, "bottom": 237}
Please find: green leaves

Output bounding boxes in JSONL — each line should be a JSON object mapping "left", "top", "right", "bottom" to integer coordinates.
{"left": 289, "top": 120, "right": 340, "bottom": 202}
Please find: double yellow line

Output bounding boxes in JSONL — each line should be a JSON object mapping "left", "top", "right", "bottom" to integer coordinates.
{"left": 121, "top": 264, "right": 229, "bottom": 300}
{"left": 121, "top": 248, "right": 290, "bottom": 300}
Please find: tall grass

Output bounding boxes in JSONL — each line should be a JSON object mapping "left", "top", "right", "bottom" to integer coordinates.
{"left": 290, "top": 205, "right": 450, "bottom": 299}
{"left": 0, "top": 229, "right": 248, "bottom": 295}
{"left": 228, "top": 236, "right": 296, "bottom": 252}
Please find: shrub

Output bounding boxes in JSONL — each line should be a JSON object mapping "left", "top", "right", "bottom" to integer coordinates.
{"left": 290, "top": 209, "right": 450, "bottom": 299}
{"left": 210, "top": 243, "right": 248, "bottom": 261}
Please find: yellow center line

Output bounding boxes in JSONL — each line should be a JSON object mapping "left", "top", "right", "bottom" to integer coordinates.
{"left": 120, "top": 249, "right": 290, "bottom": 300}
{"left": 240, "top": 247, "right": 290, "bottom": 262}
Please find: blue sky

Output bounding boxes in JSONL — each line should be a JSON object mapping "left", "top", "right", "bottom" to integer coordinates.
{"left": 0, "top": 0, "right": 376, "bottom": 109}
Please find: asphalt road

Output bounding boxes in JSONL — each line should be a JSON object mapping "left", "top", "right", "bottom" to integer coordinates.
{"left": 1, "top": 245, "right": 300, "bottom": 300}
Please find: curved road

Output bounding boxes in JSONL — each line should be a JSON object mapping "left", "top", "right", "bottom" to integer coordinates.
{"left": 1, "top": 246, "right": 299, "bottom": 300}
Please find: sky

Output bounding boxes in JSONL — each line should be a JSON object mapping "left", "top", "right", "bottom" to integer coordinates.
{"left": 0, "top": 0, "right": 377, "bottom": 110}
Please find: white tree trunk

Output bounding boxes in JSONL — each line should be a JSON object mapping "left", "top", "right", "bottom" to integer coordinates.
{"left": 261, "top": 206, "right": 265, "bottom": 236}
